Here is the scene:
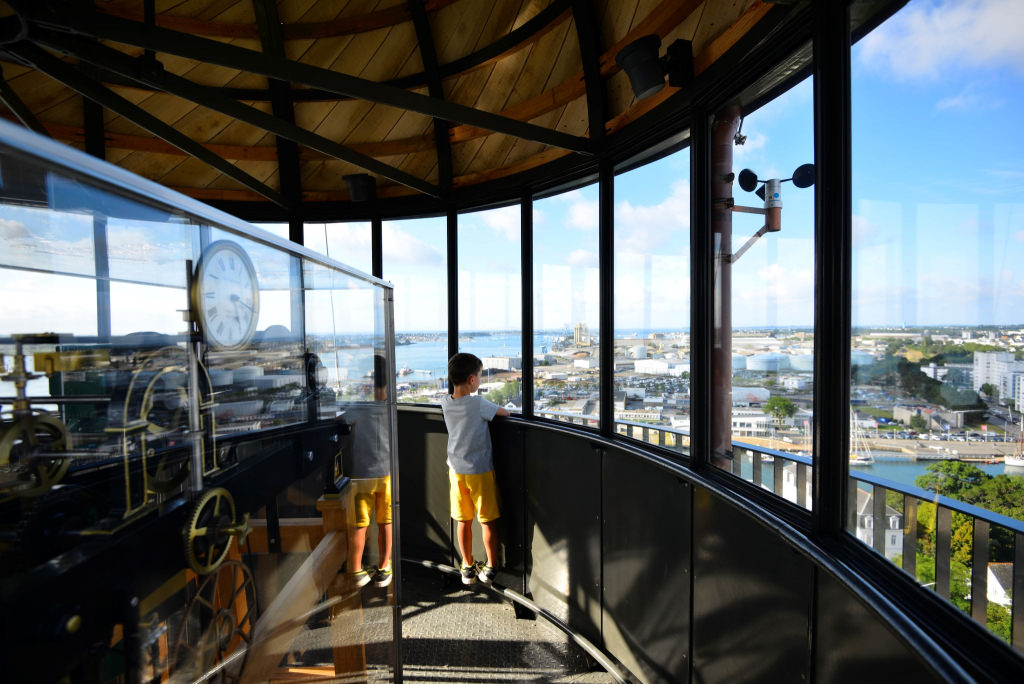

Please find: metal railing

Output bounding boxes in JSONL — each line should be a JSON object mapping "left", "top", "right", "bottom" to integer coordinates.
{"left": 537, "top": 411, "right": 1024, "bottom": 649}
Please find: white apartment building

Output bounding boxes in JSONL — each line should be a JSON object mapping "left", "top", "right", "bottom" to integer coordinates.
{"left": 482, "top": 355, "right": 523, "bottom": 372}
{"left": 731, "top": 409, "right": 773, "bottom": 438}
{"left": 973, "top": 351, "right": 1020, "bottom": 399}
{"left": 634, "top": 359, "right": 689, "bottom": 377}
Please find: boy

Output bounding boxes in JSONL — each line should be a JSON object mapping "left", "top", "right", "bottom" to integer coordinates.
{"left": 441, "top": 353, "right": 509, "bottom": 585}
{"left": 344, "top": 354, "right": 393, "bottom": 589}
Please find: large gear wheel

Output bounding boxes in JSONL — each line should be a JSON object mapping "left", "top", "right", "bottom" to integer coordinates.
{"left": 0, "top": 411, "right": 71, "bottom": 498}
{"left": 168, "top": 559, "right": 257, "bottom": 683}
{"left": 184, "top": 488, "right": 249, "bottom": 575}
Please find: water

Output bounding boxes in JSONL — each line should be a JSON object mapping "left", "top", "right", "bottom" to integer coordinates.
{"left": 853, "top": 454, "right": 1014, "bottom": 490}
{"left": 392, "top": 332, "right": 563, "bottom": 383}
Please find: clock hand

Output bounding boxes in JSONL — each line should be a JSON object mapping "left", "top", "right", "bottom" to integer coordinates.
{"left": 230, "top": 294, "right": 255, "bottom": 312}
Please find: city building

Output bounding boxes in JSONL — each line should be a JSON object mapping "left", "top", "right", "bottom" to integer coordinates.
{"left": 2, "top": 1, "right": 1017, "bottom": 681}
{"left": 574, "top": 322, "right": 590, "bottom": 346}
{"left": 481, "top": 356, "right": 523, "bottom": 372}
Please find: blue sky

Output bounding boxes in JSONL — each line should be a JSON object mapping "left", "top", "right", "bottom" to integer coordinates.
{"left": 4, "top": 0, "right": 1022, "bottom": 336}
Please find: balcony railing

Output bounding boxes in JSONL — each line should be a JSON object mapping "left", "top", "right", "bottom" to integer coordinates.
{"left": 536, "top": 412, "right": 1023, "bottom": 649}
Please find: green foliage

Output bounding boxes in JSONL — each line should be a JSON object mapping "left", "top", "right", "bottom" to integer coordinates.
{"left": 980, "top": 382, "right": 999, "bottom": 402}
{"left": 762, "top": 396, "right": 796, "bottom": 422}
{"left": 915, "top": 462, "right": 1024, "bottom": 562}
{"left": 913, "top": 551, "right": 971, "bottom": 613}
{"left": 485, "top": 379, "right": 522, "bottom": 406}
{"left": 915, "top": 461, "right": 987, "bottom": 497}
{"left": 988, "top": 603, "right": 1012, "bottom": 643}
{"left": 909, "top": 414, "right": 928, "bottom": 431}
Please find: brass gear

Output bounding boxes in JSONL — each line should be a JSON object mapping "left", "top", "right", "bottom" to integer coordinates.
{"left": 0, "top": 411, "right": 71, "bottom": 498}
{"left": 183, "top": 488, "right": 237, "bottom": 575}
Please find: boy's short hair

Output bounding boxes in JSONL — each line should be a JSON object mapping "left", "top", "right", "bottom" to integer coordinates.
{"left": 448, "top": 352, "right": 482, "bottom": 386}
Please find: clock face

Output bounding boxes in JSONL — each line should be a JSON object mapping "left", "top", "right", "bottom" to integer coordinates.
{"left": 193, "top": 241, "right": 260, "bottom": 350}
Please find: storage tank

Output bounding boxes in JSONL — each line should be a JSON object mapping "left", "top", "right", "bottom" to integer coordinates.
{"left": 789, "top": 354, "right": 814, "bottom": 371}
{"left": 747, "top": 353, "right": 791, "bottom": 372}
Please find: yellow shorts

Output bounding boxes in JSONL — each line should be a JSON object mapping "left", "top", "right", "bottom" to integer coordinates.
{"left": 349, "top": 475, "right": 392, "bottom": 528}
{"left": 449, "top": 469, "right": 500, "bottom": 523}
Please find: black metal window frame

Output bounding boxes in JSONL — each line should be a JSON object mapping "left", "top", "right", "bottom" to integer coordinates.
{"left": 283, "top": 0, "right": 1024, "bottom": 673}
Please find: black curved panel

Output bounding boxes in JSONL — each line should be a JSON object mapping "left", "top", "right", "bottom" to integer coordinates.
{"left": 692, "top": 486, "right": 813, "bottom": 682}
{"left": 816, "top": 571, "right": 944, "bottom": 683}
{"left": 396, "top": 410, "right": 454, "bottom": 565}
{"left": 491, "top": 422, "right": 527, "bottom": 591}
{"left": 602, "top": 446, "right": 692, "bottom": 683}
{"left": 524, "top": 428, "right": 602, "bottom": 645}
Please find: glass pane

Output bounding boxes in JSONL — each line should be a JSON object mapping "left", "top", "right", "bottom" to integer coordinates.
{"left": 614, "top": 147, "right": 691, "bottom": 454}
{"left": 0, "top": 201, "right": 95, "bottom": 277}
{"left": 458, "top": 205, "right": 523, "bottom": 412}
{"left": 0, "top": 132, "right": 400, "bottom": 680}
{"left": 850, "top": 0, "right": 1024, "bottom": 642}
{"left": 304, "top": 260, "right": 395, "bottom": 675}
{"left": 383, "top": 216, "right": 447, "bottom": 403}
{"left": 252, "top": 221, "right": 290, "bottom": 241}
{"left": 200, "top": 230, "right": 306, "bottom": 434}
{"left": 533, "top": 185, "right": 601, "bottom": 428}
{"left": 108, "top": 217, "right": 191, "bottom": 287}
{"left": 305, "top": 221, "right": 373, "bottom": 275}
{"left": 711, "top": 78, "right": 816, "bottom": 506}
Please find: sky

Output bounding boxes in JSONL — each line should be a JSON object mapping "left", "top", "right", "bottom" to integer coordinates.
{"left": 376, "top": 0, "right": 1024, "bottom": 332}
{"left": 2, "top": 0, "right": 1023, "bottom": 337}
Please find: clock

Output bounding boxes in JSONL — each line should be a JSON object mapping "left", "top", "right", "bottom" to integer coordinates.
{"left": 192, "top": 240, "right": 260, "bottom": 350}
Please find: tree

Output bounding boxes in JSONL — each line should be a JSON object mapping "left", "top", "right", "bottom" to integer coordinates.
{"left": 909, "top": 414, "right": 928, "bottom": 431}
{"left": 762, "top": 396, "right": 796, "bottom": 423}
{"left": 980, "top": 382, "right": 999, "bottom": 403}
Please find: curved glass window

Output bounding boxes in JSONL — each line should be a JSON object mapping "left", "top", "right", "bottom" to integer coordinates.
{"left": 458, "top": 205, "right": 523, "bottom": 412}
{"left": 533, "top": 184, "right": 601, "bottom": 427}
{"left": 614, "top": 148, "right": 691, "bottom": 453}
{"left": 383, "top": 216, "right": 448, "bottom": 404}
{"left": 850, "top": 0, "right": 1024, "bottom": 642}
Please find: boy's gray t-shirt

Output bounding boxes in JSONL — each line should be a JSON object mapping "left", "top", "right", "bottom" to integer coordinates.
{"left": 441, "top": 394, "right": 500, "bottom": 474}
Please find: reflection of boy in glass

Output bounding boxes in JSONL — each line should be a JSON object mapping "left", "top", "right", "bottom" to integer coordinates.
{"left": 345, "top": 354, "right": 392, "bottom": 588}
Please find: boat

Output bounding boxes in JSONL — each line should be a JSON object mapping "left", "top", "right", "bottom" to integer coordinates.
{"left": 1005, "top": 414, "right": 1024, "bottom": 467}
{"left": 850, "top": 410, "right": 875, "bottom": 466}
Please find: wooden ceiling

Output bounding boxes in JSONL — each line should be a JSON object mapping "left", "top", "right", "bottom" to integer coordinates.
{"left": 0, "top": 0, "right": 770, "bottom": 213}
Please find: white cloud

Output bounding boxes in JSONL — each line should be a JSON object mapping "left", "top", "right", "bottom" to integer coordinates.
{"left": 0, "top": 218, "right": 31, "bottom": 239}
{"left": 755, "top": 263, "right": 815, "bottom": 304}
{"left": 731, "top": 131, "right": 768, "bottom": 166}
{"left": 481, "top": 205, "right": 521, "bottom": 242}
{"left": 858, "top": 0, "right": 1024, "bottom": 80}
{"left": 935, "top": 83, "right": 1005, "bottom": 111}
{"left": 567, "top": 197, "right": 599, "bottom": 231}
{"left": 382, "top": 224, "right": 443, "bottom": 266}
{"left": 566, "top": 249, "right": 598, "bottom": 268}
{"left": 615, "top": 180, "right": 690, "bottom": 252}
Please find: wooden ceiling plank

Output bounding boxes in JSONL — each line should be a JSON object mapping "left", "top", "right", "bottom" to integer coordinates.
{"left": 0, "top": 67, "right": 52, "bottom": 135}
{"left": 8, "top": 4, "right": 592, "bottom": 153}
{"left": 95, "top": 1, "right": 460, "bottom": 40}
{"left": 32, "top": 29, "right": 440, "bottom": 196}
